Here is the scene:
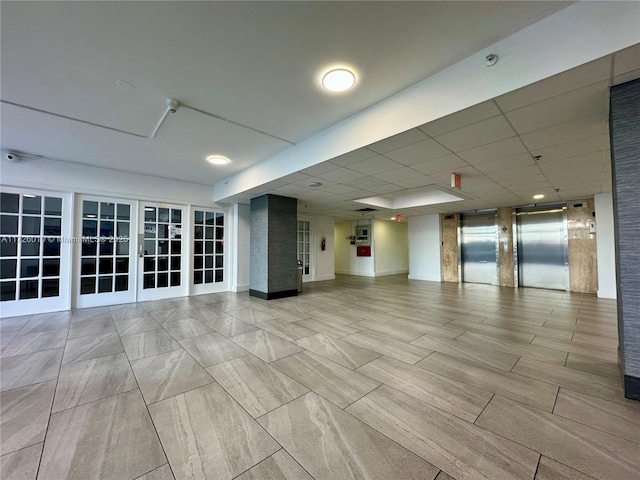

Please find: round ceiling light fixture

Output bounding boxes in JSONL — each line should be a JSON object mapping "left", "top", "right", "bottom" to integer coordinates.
{"left": 308, "top": 182, "right": 322, "bottom": 188}
{"left": 533, "top": 194, "right": 545, "bottom": 200}
{"left": 206, "top": 155, "right": 230, "bottom": 165}
{"left": 322, "top": 68, "right": 356, "bottom": 92}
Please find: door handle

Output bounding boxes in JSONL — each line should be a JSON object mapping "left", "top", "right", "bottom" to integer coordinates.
{"left": 138, "top": 234, "right": 144, "bottom": 258}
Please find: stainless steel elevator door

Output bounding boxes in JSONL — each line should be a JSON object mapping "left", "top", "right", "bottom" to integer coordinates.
{"left": 460, "top": 213, "right": 497, "bottom": 285}
{"left": 517, "top": 210, "right": 568, "bottom": 290}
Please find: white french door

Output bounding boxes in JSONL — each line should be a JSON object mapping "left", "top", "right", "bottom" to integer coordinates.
{"left": 297, "top": 218, "right": 313, "bottom": 281}
{"left": 75, "top": 195, "right": 136, "bottom": 308}
{"left": 191, "top": 207, "right": 227, "bottom": 294}
{"left": 0, "top": 187, "right": 72, "bottom": 316}
{"left": 137, "top": 203, "right": 188, "bottom": 301}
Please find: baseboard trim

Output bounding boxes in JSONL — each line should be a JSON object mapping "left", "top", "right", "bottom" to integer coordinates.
{"left": 233, "top": 284, "right": 250, "bottom": 293}
{"left": 312, "top": 274, "right": 335, "bottom": 282}
{"left": 249, "top": 289, "right": 298, "bottom": 300}
{"left": 375, "top": 269, "right": 409, "bottom": 277}
{"left": 335, "top": 269, "right": 375, "bottom": 277}
{"left": 623, "top": 375, "right": 640, "bottom": 401}
{"left": 408, "top": 274, "right": 442, "bottom": 282}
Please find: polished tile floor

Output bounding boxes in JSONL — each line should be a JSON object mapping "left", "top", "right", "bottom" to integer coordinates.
{"left": 1, "top": 275, "right": 638, "bottom": 480}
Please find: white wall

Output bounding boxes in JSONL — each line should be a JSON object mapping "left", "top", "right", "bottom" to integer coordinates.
{"left": 334, "top": 221, "right": 375, "bottom": 277}
{"left": 408, "top": 214, "right": 442, "bottom": 282}
{"left": 594, "top": 193, "right": 617, "bottom": 299}
{"left": 373, "top": 220, "right": 409, "bottom": 276}
{"left": 2, "top": 157, "right": 216, "bottom": 206}
{"left": 313, "top": 215, "right": 335, "bottom": 282}
{"left": 231, "top": 203, "right": 250, "bottom": 292}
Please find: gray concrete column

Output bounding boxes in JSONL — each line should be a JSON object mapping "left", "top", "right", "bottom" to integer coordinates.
{"left": 250, "top": 194, "right": 297, "bottom": 300}
{"left": 610, "top": 78, "right": 640, "bottom": 400}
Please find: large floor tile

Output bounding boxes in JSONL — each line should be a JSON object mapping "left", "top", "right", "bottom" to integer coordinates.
{"left": 416, "top": 352, "right": 558, "bottom": 412}
{"left": 114, "top": 315, "right": 162, "bottom": 336}
{"left": 346, "top": 385, "right": 539, "bottom": 480}
{"left": 131, "top": 349, "right": 213, "bottom": 404}
{"left": 0, "top": 348, "right": 63, "bottom": 392}
{"left": 511, "top": 357, "right": 635, "bottom": 408}
{"left": 0, "top": 381, "right": 55, "bottom": 455}
{"left": 456, "top": 331, "right": 567, "bottom": 365}
{"left": 256, "top": 318, "right": 317, "bottom": 342}
{"left": 343, "top": 330, "right": 432, "bottom": 364}
{"left": 481, "top": 317, "right": 574, "bottom": 340}
{"left": 476, "top": 395, "right": 640, "bottom": 480}
{"left": 70, "top": 307, "right": 111, "bottom": 323}
{"left": 109, "top": 304, "right": 149, "bottom": 322}
{"left": 447, "top": 320, "right": 537, "bottom": 343}
{"left": 230, "top": 330, "right": 303, "bottom": 362}
{"left": 259, "top": 392, "right": 439, "bottom": 480}
{"left": 410, "top": 334, "right": 519, "bottom": 371}
{"left": 39, "top": 389, "right": 166, "bottom": 480}
{"left": 294, "top": 317, "right": 360, "bottom": 338}
{"left": 62, "top": 332, "right": 124, "bottom": 365}
{"left": 296, "top": 333, "right": 380, "bottom": 369}
{"left": 564, "top": 353, "right": 620, "bottom": 378}
{"left": 0, "top": 330, "right": 18, "bottom": 352}
{"left": 207, "top": 355, "right": 308, "bottom": 418}
{"left": 197, "top": 314, "right": 257, "bottom": 337}
{"left": 535, "top": 456, "right": 596, "bottom": 480}
{"left": 53, "top": 352, "right": 137, "bottom": 412}
{"left": 0, "top": 443, "right": 43, "bottom": 480}
{"left": 149, "top": 382, "right": 279, "bottom": 480}
{"left": 531, "top": 336, "right": 618, "bottom": 362}
{"left": 67, "top": 316, "right": 116, "bottom": 339}
{"left": 121, "top": 329, "right": 181, "bottom": 361}
{"left": 552, "top": 388, "right": 640, "bottom": 443}
{"left": 357, "top": 356, "right": 493, "bottom": 422}
{"left": 179, "top": 333, "right": 248, "bottom": 367}
{"left": 18, "top": 312, "right": 70, "bottom": 335}
{"left": 0, "top": 315, "right": 31, "bottom": 333}
{"left": 227, "top": 307, "right": 279, "bottom": 324}
{"left": 271, "top": 351, "right": 380, "bottom": 408}
{"left": 1, "top": 329, "right": 67, "bottom": 357}
{"left": 235, "top": 450, "right": 312, "bottom": 480}
{"left": 162, "top": 317, "right": 215, "bottom": 340}
{"left": 352, "top": 319, "right": 424, "bottom": 342}
{"left": 136, "top": 463, "right": 175, "bottom": 480}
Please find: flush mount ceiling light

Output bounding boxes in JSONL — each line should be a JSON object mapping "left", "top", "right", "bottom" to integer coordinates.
{"left": 390, "top": 217, "right": 397, "bottom": 221}
{"left": 308, "top": 182, "right": 322, "bottom": 188}
{"left": 206, "top": 155, "right": 230, "bottom": 165}
{"left": 533, "top": 194, "right": 545, "bottom": 200}
{"left": 322, "top": 68, "right": 356, "bottom": 92}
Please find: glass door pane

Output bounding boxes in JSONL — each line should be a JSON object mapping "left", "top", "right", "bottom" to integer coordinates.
{"left": 138, "top": 203, "right": 186, "bottom": 301}
{"left": 1, "top": 189, "right": 70, "bottom": 316}
{"left": 192, "top": 208, "right": 226, "bottom": 294}
{"left": 75, "top": 196, "right": 135, "bottom": 308}
{"left": 297, "top": 219, "right": 312, "bottom": 277}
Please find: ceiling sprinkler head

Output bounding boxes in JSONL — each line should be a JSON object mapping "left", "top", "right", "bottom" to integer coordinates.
{"left": 167, "top": 98, "right": 180, "bottom": 113}
{"left": 485, "top": 54, "right": 498, "bottom": 67}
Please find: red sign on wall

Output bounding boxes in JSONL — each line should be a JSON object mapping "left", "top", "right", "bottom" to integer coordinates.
{"left": 357, "top": 246, "right": 371, "bottom": 257}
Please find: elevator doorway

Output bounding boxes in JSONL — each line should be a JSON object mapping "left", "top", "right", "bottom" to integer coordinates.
{"left": 516, "top": 207, "right": 568, "bottom": 290}
{"left": 460, "top": 212, "right": 498, "bottom": 285}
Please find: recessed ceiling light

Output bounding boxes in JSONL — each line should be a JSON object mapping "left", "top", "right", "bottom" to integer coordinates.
{"left": 322, "top": 68, "right": 356, "bottom": 92}
{"left": 206, "top": 155, "right": 230, "bottom": 165}
{"left": 533, "top": 194, "right": 545, "bottom": 200}
{"left": 308, "top": 182, "right": 322, "bottom": 188}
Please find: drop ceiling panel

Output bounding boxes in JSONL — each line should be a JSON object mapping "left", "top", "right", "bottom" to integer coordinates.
{"left": 435, "top": 116, "right": 517, "bottom": 152}
{"left": 342, "top": 176, "right": 390, "bottom": 190}
{"left": 393, "top": 175, "right": 438, "bottom": 189}
{"left": 384, "top": 138, "right": 452, "bottom": 165}
{"left": 367, "top": 129, "right": 429, "bottom": 154}
{"left": 300, "top": 162, "right": 342, "bottom": 176}
{"left": 495, "top": 56, "right": 611, "bottom": 112}
{"left": 505, "top": 81, "right": 609, "bottom": 134}
{"left": 328, "top": 148, "right": 379, "bottom": 167}
{"left": 474, "top": 153, "right": 536, "bottom": 174}
{"left": 316, "top": 167, "right": 366, "bottom": 183}
{"left": 348, "top": 155, "right": 404, "bottom": 175}
{"left": 534, "top": 134, "right": 609, "bottom": 164}
{"left": 520, "top": 114, "right": 607, "bottom": 151}
{"left": 411, "top": 154, "right": 468, "bottom": 175}
{"left": 457, "top": 136, "right": 528, "bottom": 164}
{"left": 418, "top": 101, "right": 501, "bottom": 137}
{"left": 372, "top": 167, "right": 422, "bottom": 183}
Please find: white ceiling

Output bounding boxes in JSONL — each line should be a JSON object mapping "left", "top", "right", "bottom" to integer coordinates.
{"left": 1, "top": 1, "right": 638, "bottom": 221}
